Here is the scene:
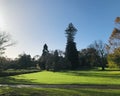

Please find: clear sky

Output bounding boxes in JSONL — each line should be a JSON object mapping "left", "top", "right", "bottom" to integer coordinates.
{"left": 0, "top": 0, "right": 120, "bottom": 58}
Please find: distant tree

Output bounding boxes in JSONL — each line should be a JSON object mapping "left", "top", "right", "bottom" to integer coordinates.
{"left": 0, "top": 31, "right": 15, "bottom": 71}
{"left": 45, "top": 53, "right": 54, "bottom": 71}
{"left": 39, "top": 44, "right": 49, "bottom": 70}
{"left": 115, "top": 17, "right": 120, "bottom": 30}
{"left": 0, "top": 57, "right": 8, "bottom": 71}
{"left": 42, "top": 44, "right": 49, "bottom": 56}
{"left": 109, "top": 17, "right": 120, "bottom": 52}
{"left": 109, "top": 28, "right": 120, "bottom": 52}
{"left": 65, "top": 23, "right": 79, "bottom": 70}
{"left": 43, "top": 50, "right": 60, "bottom": 71}
{"left": 57, "top": 50, "right": 65, "bottom": 57}
{"left": 0, "top": 31, "right": 14, "bottom": 55}
{"left": 107, "top": 17, "right": 120, "bottom": 68}
{"left": 52, "top": 50, "right": 59, "bottom": 71}
{"left": 33, "top": 55, "right": 40, "bottom": 61}
{"left": 89, "top": 40, "right": 107, "bottom": 70}
{"left": 33, "top": 55, "right": 40, "bottom": 70}
{"left": 17, "top": 53, "right": 33, "bottom": 69}
{"left": 79, "top": 48, "right": 98, "bottom": 68}
{"left": 108, "top": 48, "right": 120, "bottom": 68}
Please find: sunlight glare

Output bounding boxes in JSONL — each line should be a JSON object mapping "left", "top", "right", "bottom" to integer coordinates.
{"left": 0, "top": 14, "right": 6, "bottom": 31}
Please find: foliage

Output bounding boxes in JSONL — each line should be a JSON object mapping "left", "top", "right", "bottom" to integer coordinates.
{"left": 39, "top": 44, "right": 69, "bottom": 71}
{"left": 89, "top": 40, "right": 108, "bottom": 70}
{"left": 39, "top": 44, "right": 49, "bottom": 70}
{"left": 108, "top": 48, "right": 120, "bottom": 68}
{"left": 2, "top": 18, "right": 120, "bottom": 71}
{"left": 0, "top": 57, "right": 13, "bottom": 71}
{"left": 0, "top": 69, "right": 39, "bottom": 76}
{"left": 107, "top": 54, "right": 119, "bottom": 68}
{"left": 79, "top": 48, "right": 99, "bottom": 68}
{"left": 108, "top": 17, "right": 120, "bottom": 52}
{"left": 107, "top": 17, "right": 120, "bottom": 69}
{"left": 65, "top": 23, "right": 79, "bottom": 70}
{"left": 0, "top": 32, "right": 15, "bottom": 71}
{"left": 16, "top": 53, "right": 34, "bottom": 69}
{"left": 109, "top": 28, "right": 120, "bottom": 52}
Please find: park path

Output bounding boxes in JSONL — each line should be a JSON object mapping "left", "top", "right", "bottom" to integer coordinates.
{"left": 0, "top": 84, "right": 120, "bottom": 89}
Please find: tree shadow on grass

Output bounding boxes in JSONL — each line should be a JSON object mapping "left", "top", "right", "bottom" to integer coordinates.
{"left": 68, "top": 88, "right": 120, "bottom": 96}
{"left": 0, "top": 87, "right": 120, "bottom": 96}
{"left": 0, "top": 76, "right": 34, "bottom": 84}
{"left": 59, "top": 70, "right": 120, "bottom": 79}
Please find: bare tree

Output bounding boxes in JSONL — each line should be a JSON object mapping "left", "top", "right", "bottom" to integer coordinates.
{"left": 0, "top": 31, "right": 15, "bottom": 55}
{"left": 89, "top": 40, "right": 107, "bottom": 70}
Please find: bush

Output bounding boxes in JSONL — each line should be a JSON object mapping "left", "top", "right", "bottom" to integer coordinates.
{"left": 0, "top": 69, "right": 40, "bottom": 77}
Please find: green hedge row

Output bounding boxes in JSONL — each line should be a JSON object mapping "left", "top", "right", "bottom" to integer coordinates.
{"left": 0, "top": 69, "right": 40, "bottom": 77}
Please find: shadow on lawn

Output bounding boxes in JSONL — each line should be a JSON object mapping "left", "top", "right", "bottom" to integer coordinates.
{"left": 0, "top": 76, "right": 34, "bottom": 84}
{"left": 59, "top": 70, "right": 120, "bottom": 79}
{"left": 1, "top": 87, "right": 120, "bottom": 96}
{"left": 70, "top": 88, "right": 120, "bottom": 96}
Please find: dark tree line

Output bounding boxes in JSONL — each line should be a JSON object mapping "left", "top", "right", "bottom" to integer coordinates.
{"left": 1, "top": 18, "right": 120, "bottom": 72}
{"left": 0, "top": 23, "right": 108, "bottom": 71}
{"left": 39, "top": 44, "right": 69, "bottom": 71}
{"left": 38, "top": 23, "right": 108, "bottom": 71}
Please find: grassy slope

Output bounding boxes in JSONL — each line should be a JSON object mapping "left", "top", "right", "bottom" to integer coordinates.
{"left": 0, "top": 70, "right": 120, "bottom": 85}
{"left": 0, "top": 87, "right": 120, "bottom": 96}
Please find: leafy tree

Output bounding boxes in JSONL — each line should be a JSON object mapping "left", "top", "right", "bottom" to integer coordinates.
{"left": 107, "top": 17, "right": 120, "bottom": 68}
{"left": 89, "top": 40, "right": 107, "bottom": 70}
{"left": 57, "top": 50, "right": 65, "bottom": 57}
{"left": 107, "top": 48, "right": 120, "bottom": 68}
{"left": 115, "top": 17, "right": 120, "bottom": 30}
{"left": 79, "top": 48, "right": 98, "bottom": 68}
{"left": 65, "top": 23, "right": 79, "bottom": 70}
{"left": 17, "top": 53, "right": 33, "bottom": 69}
{"left": 109, "top": 28, "right": 120, "bottom": 52}
{"left": 109, "top": 17, "right": 120, "bottom": 52}
{"left": 52, "top": 50, "right": 59, "bottom": 71}
{"left": 33, "top": 55, "right": 40, "bottom": 70}
{"left": 45, "top": 53, "right": 54, "bottom": 71}
{"left": 0, "top": 57, "right": 9, "bottom": 71}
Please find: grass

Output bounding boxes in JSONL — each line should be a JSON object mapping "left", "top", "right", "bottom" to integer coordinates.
{"left": 0, "top": 70, "right": 120, "bottom": 85}
{"left": 0, "top": 87, "right": 120, "bottom": 96}
{"left": 0, "top": 70, "right": 120, "bottom": 96}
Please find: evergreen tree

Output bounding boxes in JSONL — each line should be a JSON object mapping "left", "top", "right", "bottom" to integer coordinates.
{"left": 65, "top": 23, "right": 79, "bottom": 70}
{"left": 52, "top": 50, "right": 59, "bottom": 71}
{"left": 39, "top": 44, "right": 49, "bottom": 70}
{"left": 42, "top": 44, "right": 49, "bottom": 56}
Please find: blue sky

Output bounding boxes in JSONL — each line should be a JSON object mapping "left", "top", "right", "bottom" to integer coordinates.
{"left": 0, "top": 0, "right": 120, "bottom": 58}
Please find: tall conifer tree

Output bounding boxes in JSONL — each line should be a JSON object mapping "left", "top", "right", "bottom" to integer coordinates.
{"left": 65, "top": 23, "right": 79, "bottom": 69}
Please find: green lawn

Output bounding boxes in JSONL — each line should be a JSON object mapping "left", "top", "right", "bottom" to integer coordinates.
{"left": 0, "top": 70, "right": 120, "bottom": 96}
{"left": 0, "top": 70, "right": 120, "bottom": 85}
{"left": 0, "top": 87, "right": 120, "bottom": 96}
